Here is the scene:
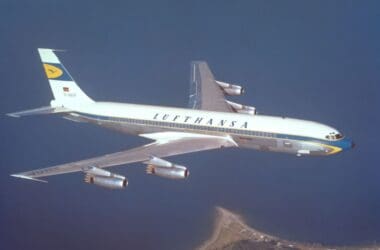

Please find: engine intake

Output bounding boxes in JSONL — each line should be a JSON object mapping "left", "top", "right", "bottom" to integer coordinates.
{"left": 216, "top": 81, "right": 244, "bottom": 96}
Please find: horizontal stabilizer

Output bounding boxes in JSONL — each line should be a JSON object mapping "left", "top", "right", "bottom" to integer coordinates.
{"left": 7, "top": 106, "right": 70, "bottom": 118}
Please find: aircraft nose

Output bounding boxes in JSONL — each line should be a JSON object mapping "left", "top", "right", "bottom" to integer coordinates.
{"left": 344, "top": 138, "right": 355, "bottom": 150}
{"left": 335, "top": 138, "right": 355, "bottom": 152}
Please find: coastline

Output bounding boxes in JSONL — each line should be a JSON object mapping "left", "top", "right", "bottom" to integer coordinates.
{"left": 196, "top": 206, "right": 379, "bottom": 250}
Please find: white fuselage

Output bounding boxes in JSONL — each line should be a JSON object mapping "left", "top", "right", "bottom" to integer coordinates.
{"left": 65, "top": 102, "right": 351, "bottom": 156}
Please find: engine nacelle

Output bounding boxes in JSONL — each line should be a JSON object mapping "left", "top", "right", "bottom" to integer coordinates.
{"left": 83, "top": 166, "right": 128, "bottom": 189}
{"left": 226, "top": 100, "right": 257, "bottom": 115}
{"left": 216, "top": 81, "right": 244, "bottom": 96}
{"left": 144, "top": 156, "right": 190, "bottom": 179}
{"left": 146, "top": 164, "right": 190, "bottom": 179}
{"left": 85, "top": 174, "right": 128, "bottom": 189}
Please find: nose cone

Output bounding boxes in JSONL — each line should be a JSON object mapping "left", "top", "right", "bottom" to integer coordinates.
{"left": 325, "top": 137, "right": 355, "bottom": 155}
{"left": 341, "top": 138, "right": 355, "bottom": 151}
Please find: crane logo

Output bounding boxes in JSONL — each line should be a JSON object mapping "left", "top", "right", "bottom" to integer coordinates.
{"left": 43, "top": 64, "right": 63, "bottom": 79}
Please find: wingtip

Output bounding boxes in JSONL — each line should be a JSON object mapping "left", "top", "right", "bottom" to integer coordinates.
{"left": 6, "top": 113, "right": 20, "bottom": 118}
{"left": 37, "top": 48, "right": 66, "bottom": 52}
{"left": 11, "top": 174, "right": 48, "bottom": 183}
{"left": 190, "top": 60, "right": 207, "bottom": 65}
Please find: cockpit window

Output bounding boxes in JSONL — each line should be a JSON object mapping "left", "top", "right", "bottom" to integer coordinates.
{"left": 325, "top": 132, "right": 343, "bottom": 140}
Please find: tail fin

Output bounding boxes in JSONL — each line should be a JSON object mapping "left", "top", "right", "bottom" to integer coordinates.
{"left": 38, "top": 48, "right": 94, "bottom": 107}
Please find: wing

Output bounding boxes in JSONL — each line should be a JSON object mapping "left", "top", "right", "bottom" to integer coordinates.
{"left": 188, "top": 61, "right": 234, "bottom": 112}
{"left": 11, "top": 133, "right": 237, "bottom": 181}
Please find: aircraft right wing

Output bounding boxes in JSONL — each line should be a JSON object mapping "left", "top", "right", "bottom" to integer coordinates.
{"left": 188, "top": 61, "right": 249, "bottom": 113}
{"left": 11, "top": 132, "right": 237, "bottom": 182}
{"left": 188, "top": 61, "right": 233, "bottom": 112}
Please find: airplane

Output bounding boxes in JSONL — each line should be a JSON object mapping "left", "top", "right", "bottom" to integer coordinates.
{"left": 7, "top": 49, "right": 355, "bottom": 189}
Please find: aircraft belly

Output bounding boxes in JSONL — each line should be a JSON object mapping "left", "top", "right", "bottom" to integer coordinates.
{"left": 238, "top": 137, "right": 329, "bottom": 156}
{"left": 98, "top": 122, "right": 168, "bottom": 135}
{"left": 237, "top": 137, "right": 311, "bottom": 155}
{"left": 236, "top": 136, "right": 278, "bottom": 152}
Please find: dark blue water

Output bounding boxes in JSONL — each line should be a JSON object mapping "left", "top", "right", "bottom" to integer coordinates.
{"left": 1, "top": 1, "right": 379, "bottom": 249}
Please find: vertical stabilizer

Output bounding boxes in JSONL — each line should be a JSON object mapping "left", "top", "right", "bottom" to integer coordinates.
{"left": 38, "top": 48, "right": 94, "bottom": 107}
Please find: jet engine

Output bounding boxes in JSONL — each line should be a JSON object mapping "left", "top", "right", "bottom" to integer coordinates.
{"left": 216, "top": 81, "right": 244, "bottom": 96}
{"left": 83, "top": 166, "right": 128, "bottom": 189}
{"left": 144, "top": 157, "right": 190, "bottom": 179}
{"left": 146, "top": 165, "right": 189, "bottom": 179}
{"left": 226, "top": 100, "right": 257, "bottom": 115}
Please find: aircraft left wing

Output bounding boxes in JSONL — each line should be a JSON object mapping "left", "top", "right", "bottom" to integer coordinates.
{"left": 11, "top": 133, "right": 237, "bottom": 181}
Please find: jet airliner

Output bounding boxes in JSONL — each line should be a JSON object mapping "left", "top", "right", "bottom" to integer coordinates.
{"left": 8, "top": 49, "right": 354, "bottom": 189}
